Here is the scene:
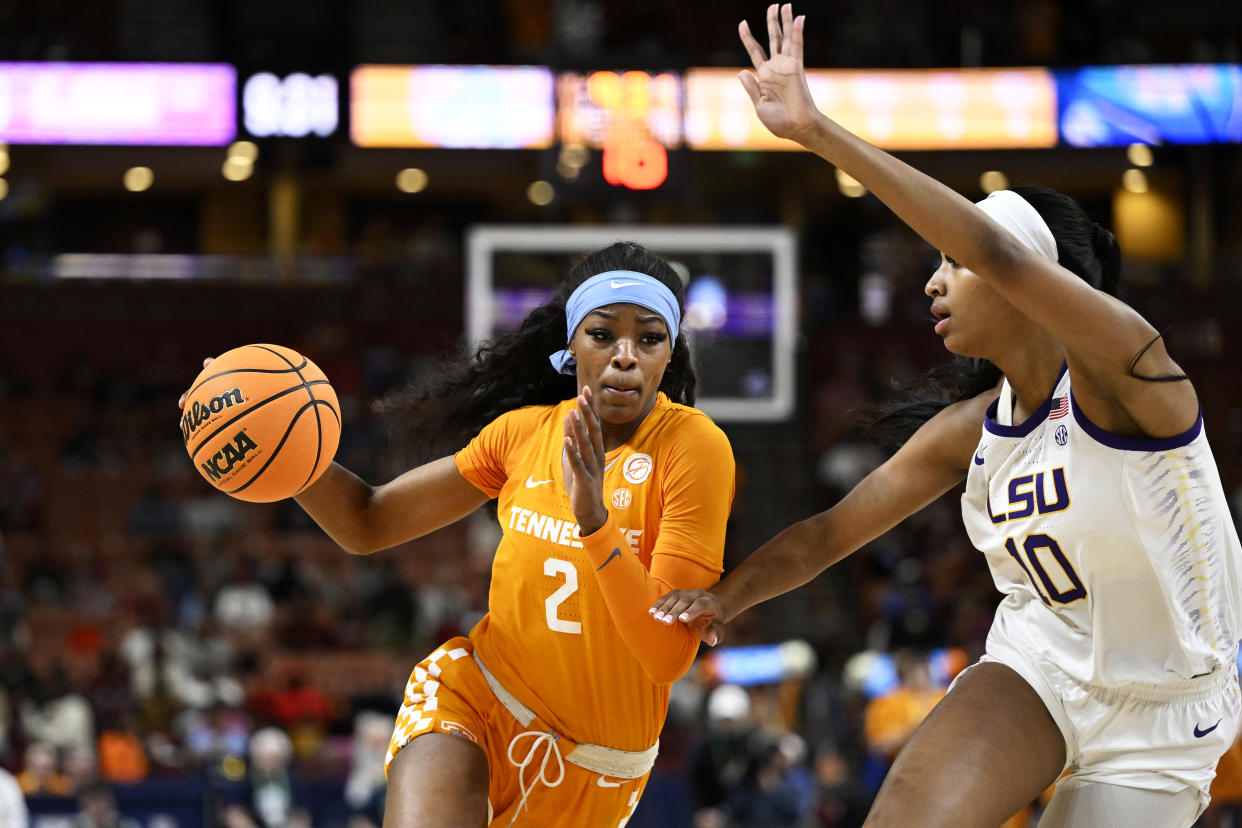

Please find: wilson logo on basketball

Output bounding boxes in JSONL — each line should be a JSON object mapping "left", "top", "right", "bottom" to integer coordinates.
{"left": 200, "top": 430, "right": 259, "bottom": 481}
{"left": 180, "top": 387, "right": 244, "bottom": 444}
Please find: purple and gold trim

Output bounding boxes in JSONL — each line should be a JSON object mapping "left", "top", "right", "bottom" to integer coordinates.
{"left": 984, "top": 363, "right": 1069, "bottom": 438}
{"left": 1069, "top": 393, "right": 1202, "bottom": 451}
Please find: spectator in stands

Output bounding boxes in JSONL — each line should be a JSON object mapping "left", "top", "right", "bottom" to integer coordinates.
{"left": 259, "top": 669, "right": 336, "bottom": 772}
{"left": 70, "top": 779, "right": 140, "bottom": 828}
{"left": 724, "top": 732, "right": 815, "bottom": 827}
{"left": 62, "top": 745, "right": 98, "bottom": 796}
{"left": 0, "top": 449, "right": 45, "bottom": 531}
{"left": 96, "top": 711, "right": 150, "bottom": 784}
{"left": 87, "top": 650, "right": 136, "bottom": 736}
{"left": 222, "top": 726, "right": 309, "bottom": 828}
{"left": 257, "top": 669, "right": 335, "bottom": 732}
{"left": 127, "top": 485, "right": 183, "bottom": 537}
{"left": 861, "top": 650, "right": 943, "bottom": 786}
{"left": 214, "top": 560, "right": 275, "bottom": 633}
{"left": 16, "top": 741, "right": 70, "bottom": 796}
{"left": 688, "top": 684, "right": 758, "bottom": 824}
{"left": 181, "top": 702, "right": 251, "bottom": 769}
{"left": 344, "top": 710, "right": 391, "bottom": 826}
{"left": 809, "top": 742, "right": 868, "bottom": 828}
{"left": 18, "top": 658, "right": 95, "bottom": 757}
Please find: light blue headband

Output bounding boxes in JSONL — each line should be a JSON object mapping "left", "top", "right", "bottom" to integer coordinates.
{"left": 548, "top": 270, "right": 681, "bottom": 376}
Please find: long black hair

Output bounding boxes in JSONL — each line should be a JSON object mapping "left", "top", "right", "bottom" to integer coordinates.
{"left": 862, "top": 185, "right": 1178, "bottom": 450}
{"left": 380, "top": 241, "right": 696, "bottom": 462}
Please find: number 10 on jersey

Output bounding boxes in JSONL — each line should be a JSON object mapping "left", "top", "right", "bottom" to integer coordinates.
{"left": 1004, "top": 533, "right": 1088, "bottom": 606}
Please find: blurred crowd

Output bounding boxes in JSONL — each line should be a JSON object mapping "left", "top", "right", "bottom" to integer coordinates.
{"left": 1, "top": 202, "right": 1242, "bottom": 828}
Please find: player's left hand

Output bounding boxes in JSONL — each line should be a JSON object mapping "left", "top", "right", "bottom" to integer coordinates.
{"left": 177, "top": 356, "right": 216, "bottom": 410}
{"left": 650, "top": 589, "right": 726, "bottom": 646}
{"left": 738, "top": 4, "right": 817, "bottom": 143}
{"left": 563, "top": 385, "right": 609, "bottom": 535}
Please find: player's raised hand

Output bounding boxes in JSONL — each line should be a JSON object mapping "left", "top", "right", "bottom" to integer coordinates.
{"left": 562, "top": 386, "right": 610, "bottom": 535}
{"left": 649, "top": 588, "right": 727, "bottom": 647}
{"left": 738, "top": 4, "right": 818, "bottom": 142}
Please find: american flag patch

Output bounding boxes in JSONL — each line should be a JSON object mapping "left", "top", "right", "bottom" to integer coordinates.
{"left": 1049, "top": 396, "right": 1069, "bottom": 420}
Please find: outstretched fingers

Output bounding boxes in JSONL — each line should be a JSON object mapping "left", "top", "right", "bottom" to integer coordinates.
{"left": 777, "top": 5, "right": 805, "bottom": 63}
{"left": 766, "top": 3, "right": 781, "bottom": 61}
{"left": 742, "top": 5, "right": 805, "bottom": 70}
{"left": 738, "top": 20, "right": 768, "bottom": 70}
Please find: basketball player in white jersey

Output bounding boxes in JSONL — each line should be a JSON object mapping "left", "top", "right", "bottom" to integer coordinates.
{"left": 650, "top": 6, "right": 1242, "bottom": 826}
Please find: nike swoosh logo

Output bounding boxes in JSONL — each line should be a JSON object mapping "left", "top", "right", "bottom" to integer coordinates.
{"left": 610, "top": 280, "right": 642, "bottom": 289}
{"left": 973, "top": 454, "right": 985, "bottom": 465}
{"left": 525, "top": 475, "right": 552, "bottom": 488}
{"left": 604, "top": 457, "right": 620, "bottom": 471}
{"left": 596, "top": 548, "right": 621, "bottom": 571}
{"left": 1195, "top": 720, "right": 1221, "bottom": 738}
{"left": 597, "top": 776, "right": 623, "bottom": 788}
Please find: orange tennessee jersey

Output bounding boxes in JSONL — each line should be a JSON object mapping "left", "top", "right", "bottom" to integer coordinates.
{"left": 455, "top": 392, "right": 735, "bottom": 750}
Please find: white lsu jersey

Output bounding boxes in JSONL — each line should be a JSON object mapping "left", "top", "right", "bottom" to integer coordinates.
{"left": 962, "top": 365, "right": 1242, "bottom": 687}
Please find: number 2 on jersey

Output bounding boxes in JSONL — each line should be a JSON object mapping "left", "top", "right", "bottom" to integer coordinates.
{"left": 1004, "top": 533, "right": 1087, "bottom": 606}
{"left": 544, "top": 558, "right": 582, "bottom": 634}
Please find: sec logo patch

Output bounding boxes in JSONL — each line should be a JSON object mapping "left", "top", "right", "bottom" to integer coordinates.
{"left": 622, "top": 453, "right": 653, "bottom": 485}
{"left": 612, "top": 488, "right": 632, "bottom": 509}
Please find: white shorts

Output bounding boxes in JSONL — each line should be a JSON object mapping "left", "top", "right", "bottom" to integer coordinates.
{"left": 976, "top": 628, "right": 1242, "bottom": 816}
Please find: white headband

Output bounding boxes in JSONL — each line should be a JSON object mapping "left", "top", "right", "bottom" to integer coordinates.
{"left": 975, "top": 190, "right": 1058, "bottom": 263}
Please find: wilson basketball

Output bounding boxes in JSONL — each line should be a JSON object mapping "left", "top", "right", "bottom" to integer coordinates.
{"left": 181, "top": 344, "right": 341, "bottom": 502}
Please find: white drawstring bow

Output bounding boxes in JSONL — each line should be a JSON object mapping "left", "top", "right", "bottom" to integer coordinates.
{"left": 505, "top": 729, "right": 566, "bottom": 825}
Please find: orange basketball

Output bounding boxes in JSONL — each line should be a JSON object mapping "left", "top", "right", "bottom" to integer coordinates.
{"left": 180, "top": 344, "right": 341, "bottom": 502}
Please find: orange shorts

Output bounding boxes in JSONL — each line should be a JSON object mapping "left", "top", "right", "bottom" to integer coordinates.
{"left": 386, "top": 637, "right": 652, "bottom": 827}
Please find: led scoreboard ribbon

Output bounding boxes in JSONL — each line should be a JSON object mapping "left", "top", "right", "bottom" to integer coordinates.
{"left": 0, "top": 62, "right": 236, "bottom": 145}
{"left": 557, "top": 70, "right": 681, "bottom": 190}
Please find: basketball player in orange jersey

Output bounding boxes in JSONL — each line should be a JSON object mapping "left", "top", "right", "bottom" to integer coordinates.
{"left": 653, "top": 6, "right": 1242, "bottom": 828}
{"left": 182, "top": 242, "right": 735, "bottom": 827}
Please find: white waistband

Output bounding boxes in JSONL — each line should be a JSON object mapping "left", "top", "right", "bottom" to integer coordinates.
{"left": 473, "top": 653, "right": 658, "bottom": 778}
{"left": 1073, "top": 665, "right": 1237, "bottom": 705}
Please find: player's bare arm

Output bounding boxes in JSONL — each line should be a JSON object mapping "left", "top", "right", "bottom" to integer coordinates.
{"left": 292, "top": 457, "right": 488, "bottom": 556}
{"left": 178, "top": 355, "right": 487, "bottom": 555}
{"left": 747, "top": 4, "right": 1197, "bottom": 439}
{"left": 652, "top": 389, "right": 990, "bottom": 645}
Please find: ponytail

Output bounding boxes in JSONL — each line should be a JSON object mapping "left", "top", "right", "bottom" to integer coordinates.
{"left": 861, "top": 357, "right": 1002, "bottom": 452}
